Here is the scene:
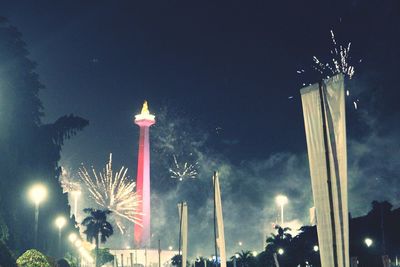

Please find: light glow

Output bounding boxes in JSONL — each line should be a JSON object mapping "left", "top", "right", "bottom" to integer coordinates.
{"left": 55, "top": 216, "right": 67, "bottom": 229}
{"left": 275, "top": 195, "right": 288, "bottom": 206}
{"left": 364, "top": 238, "right": 373, "bottom": 247}
{"left": 68, "top": 233, "right": 77, "bottom": 242}
{"left": 29, "top": 184, "right": 47, "bottom": 205}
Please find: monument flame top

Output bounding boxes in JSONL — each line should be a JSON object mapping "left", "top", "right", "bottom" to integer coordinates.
{"left": 135, "top": 101, "right": 155, "bottom": 122}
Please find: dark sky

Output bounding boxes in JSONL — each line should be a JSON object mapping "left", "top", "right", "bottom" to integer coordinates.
{"left": 1, "top": 0, "right": 397, "bottom": 163}
{"left": 1, "top": 0, "right": 399, "bottom": 255}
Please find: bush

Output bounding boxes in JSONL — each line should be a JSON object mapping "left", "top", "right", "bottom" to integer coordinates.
{"left": 0, "top": 241, "right": 17, "bottom": 267}
{"left": 95, "top": 248, "right": 114, "bottom": 266}
{"left": 16, "top": 249, "right": 51, "bottom": 267}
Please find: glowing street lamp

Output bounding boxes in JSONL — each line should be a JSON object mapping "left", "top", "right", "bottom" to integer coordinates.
{"left": 68, "top": 233, "right": 78, "bottom": 243}
{"left": 364, "top": 238, "right": 373, "bottom": 248}
{"left": 55, "top": 216, "right": 67, "bottom": 256}
{"left": 29, "top": 184, "right": 47, "bottom": 247}
{"left": 313, "top": 245, "right": 319, "bottom": 252}
{"left": 277, "top": 248, "right": 284, "bottom": 255}
{"left": 275, "top": 195, "right": 288, "bottom": 226}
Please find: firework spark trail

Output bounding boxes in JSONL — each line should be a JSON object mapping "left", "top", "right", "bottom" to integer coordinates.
{"left": 312, "top": 30, "right": 355, "bottom": 79}
{"left": 78, "top": 153, "right": 142, "bottom": 233}
{"left": 169, "top": 154, "right": 198, "bottom": 181}
{"left": 60, "top": 167, "right": 81, "bottom": 194}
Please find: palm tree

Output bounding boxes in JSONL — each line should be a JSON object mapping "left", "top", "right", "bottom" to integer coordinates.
{"left": 81, "top": 208, "right": 114, "bottom": 267}
{"left": 232, "top": 250, "right": 253, "bottom": 267}
{"left": 266, "top": 225, "right": 292, "bottom": 251}
{"left": 265, "top": 226, "right": 293, "bottom": 267}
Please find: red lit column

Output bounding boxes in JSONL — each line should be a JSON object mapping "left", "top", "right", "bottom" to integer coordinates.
{"left": 134, "top": 101, "right": 155, "bottom": 247}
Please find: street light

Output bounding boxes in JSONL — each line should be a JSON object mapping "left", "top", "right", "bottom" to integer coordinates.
{"left": 277, "top": 248, "right": 284, "bottom": 255}
{"left": 68, "top": 233, "right": 78, "bottom": 243}
{"left": 364, "top": 238, "right": 373, "bottom": 247}
{"left": 275, "top": 195, "right": 288, "bottom": 226}
{"left": 29, "top": 183, "right": 47, "bottom": 247}
{"left": 313, "top": 245, "right": 319, "bottom": 252}
{"left": 55, "top": 216, "right": 67, "bottom": 255}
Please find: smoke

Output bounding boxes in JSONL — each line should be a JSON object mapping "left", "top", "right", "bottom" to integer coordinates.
{"left": 148, "top": 108, "right": 313, "bottom": 257}
{"left": 146, "top": 91, "right": 400, "bottom": 258}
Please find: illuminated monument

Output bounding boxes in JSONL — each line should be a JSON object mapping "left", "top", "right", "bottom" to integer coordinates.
{"left": 110, "top": 101, "right": 177, "bottom": 266}
{"left": 134, "top": 101, "right": 155, "bottom": 247}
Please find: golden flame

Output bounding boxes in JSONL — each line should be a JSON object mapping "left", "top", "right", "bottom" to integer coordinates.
{"left": 141, "top": 100, "right": 150, "bottom": 115}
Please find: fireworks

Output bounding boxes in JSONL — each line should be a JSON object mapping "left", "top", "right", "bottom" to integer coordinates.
{"left": 169, "top": 154, "right": 198, "bottom": 181}
{"left": 78, "top": 154, "right": 141, "bottom": 233}
{"left": 312, "top": 30, "right": 355, "bottom": 79}
{"left": 60, "top": 167, "right": 81, "bottom": 194}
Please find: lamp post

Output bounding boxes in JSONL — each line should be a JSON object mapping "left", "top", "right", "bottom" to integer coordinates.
{"left": 275, "top": 195, "right": 288, "bottom": 226}
{"left": 55, "top": 216, "right": 67, "bottom": 256}
{"left": 29, "top": 184, "right": 47, "bottom": 248}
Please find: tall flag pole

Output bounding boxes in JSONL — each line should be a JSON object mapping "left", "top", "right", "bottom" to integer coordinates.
{"left": 213, "top": 172, "right": 227, "bottom": 267}
{"left": 178, "top": 202, "right": 188, "bottom": 267}
{"left": 300, "top": 74, "right": 349, "bottom": 267}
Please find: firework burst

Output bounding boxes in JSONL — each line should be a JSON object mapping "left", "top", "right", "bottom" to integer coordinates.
{"left": 169, "top": 154, "right": 198, "bottom": 181}
{"left": 312, "top": 30, "right": 355, "bottom": 79}
{"left": 60, "top": 167, "right": 81, "bottom": 194}
{"left": 78, "top": 153, "right": 141, "bottom": 233}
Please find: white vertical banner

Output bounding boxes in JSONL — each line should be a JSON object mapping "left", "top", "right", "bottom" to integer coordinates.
{"left": 300, "top": 74, "right": 349, "bottom": 267}
{"left": 178, "top": 202, "right": 188, "bottom": 267}
{"left": 213, "top": 172, "right": 227, "bottom": 267}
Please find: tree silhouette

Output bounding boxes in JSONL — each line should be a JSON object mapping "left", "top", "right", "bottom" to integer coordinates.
{"left": 0, "top": 17, "right": 88, "bottom": 255}
{"left": 81, "top": 208, "right": 113, "bottom": 267}
{"left": 266, "top": 225, "right": 292, "bottom": 251}
{"left": 265, "top": 226, "right": 293, "bottom": 267}
{"left": 290, "top": 226, "right": 320, "bottom": 267}
{"left": 233, "top": 250, "right": 254, "bottom": 267}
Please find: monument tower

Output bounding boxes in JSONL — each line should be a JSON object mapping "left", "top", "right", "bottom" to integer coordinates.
{"left": 134, "top": 101, "right": 155, "bottom": 247}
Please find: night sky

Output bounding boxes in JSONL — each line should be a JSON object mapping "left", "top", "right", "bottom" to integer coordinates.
{"left": 1, "top": 0, "right": 399, "bottom": 256}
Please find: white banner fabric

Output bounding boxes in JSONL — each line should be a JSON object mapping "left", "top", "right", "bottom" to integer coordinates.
{"left": 214, "top": 172, "right": 227, "bottom": 267}
{"left": 178, "top": 202, "right": 188, "bottom": 267}
{"left": 300, "top": 74, "right": 349, "bottom": 267}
